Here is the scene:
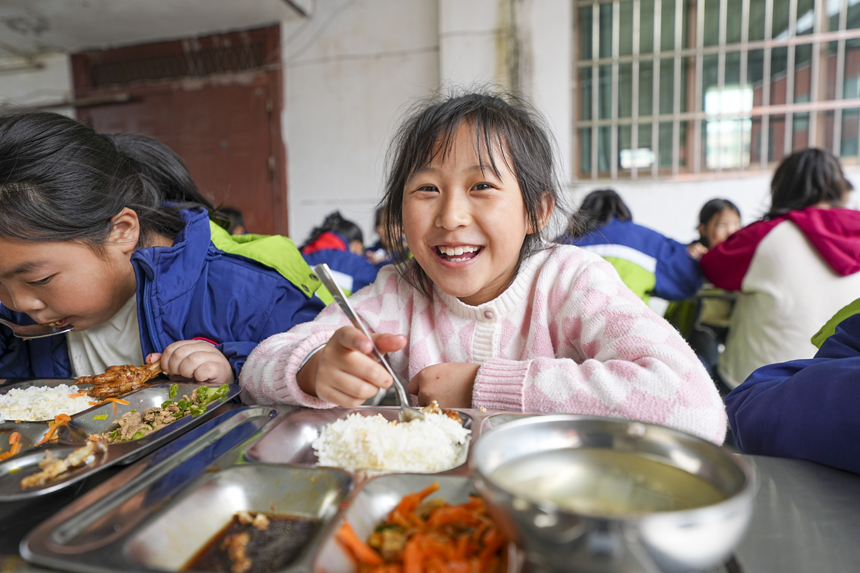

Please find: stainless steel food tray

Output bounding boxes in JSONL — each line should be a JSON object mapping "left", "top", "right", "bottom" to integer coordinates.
{"left": 0, "top": 380, "right": 241, "bottom": 500}
{"left": 21, "top": 406, "right": 523, "bottom": 573}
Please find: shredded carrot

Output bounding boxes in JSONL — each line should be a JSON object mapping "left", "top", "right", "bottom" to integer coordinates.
{"left": 9, "top": 442, "right": 21, "bottom": 456}
{"left": 88, "top": 401, "right": 100, "bottom": 406}
{"left": 67, "top": 392, "right": 86, "bottom": 398}
{"left": 337, "top": 483, "right": 508, "bottom": 573}
{"left": 103, "top": 398, "right": 130, "bottom": 405}
{"left": 336, "top": 521, "right": 384, "bottom": 566}
{"left": 8, "top": 432, "right": 20, "bottom": 445}
{"left": 0, "top": 451, "right": 10, "bottom": 461}
{"left": 37, "top": 414, "right": 73, "bottom": 445}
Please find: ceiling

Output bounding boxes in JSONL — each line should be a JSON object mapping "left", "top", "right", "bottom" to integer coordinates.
{"left": 0, "top": 0, "right": 309, "bottom": 59}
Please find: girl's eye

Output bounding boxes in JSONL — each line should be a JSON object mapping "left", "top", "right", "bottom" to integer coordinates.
{"left": 416, "top": 185, "right": 438, "bottom": 192}
{"left": 472, "top": 183, "right": 493, "bottom": 191}
{"left": 28, "top": 275, "right": 54, "bottom": 286}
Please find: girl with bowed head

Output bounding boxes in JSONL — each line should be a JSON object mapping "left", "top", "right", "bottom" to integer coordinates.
{"left": 0, "top": 112, "right": 325, "bottom": 383}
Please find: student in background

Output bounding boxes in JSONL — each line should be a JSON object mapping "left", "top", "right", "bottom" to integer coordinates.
{"left": 725, "top": 304, "right": 860, "bottom": 474}
{"left": 556, "top": 189, "right": 703, "bottom": 303}
{"left": 300, "top": 211, "right": 379, "bottom": 295}
{"left": 668, "top": 199, "right": 742, "bottom": 393}
{"left": 687, "top": 199, "right": 742, "bottom": 260}
{"left": 700, "top": 148, "right": 860, "bottom": 389}
{"left": 220, "top": 207, "right": 247, "bottom": 235}
{"left": 365, "top": 207, "right": 393, "bottom": 266}
{"left": 0, "top": 113, "right": 325, "bottom": 382}
{"left": 240, "top": 92, "right": 726, "bottom": 444}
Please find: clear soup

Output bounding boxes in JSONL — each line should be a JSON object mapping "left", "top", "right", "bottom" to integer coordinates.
{"left": 489, "top": 448, "right": 726, "bottom": 516}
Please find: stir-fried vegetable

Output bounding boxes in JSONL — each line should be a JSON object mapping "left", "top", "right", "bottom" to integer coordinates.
{"left": 336, "top": 483, "right": 508, "bottom": 573}
{"left": 96, "top": 384, "right": 231, "bottom": 444}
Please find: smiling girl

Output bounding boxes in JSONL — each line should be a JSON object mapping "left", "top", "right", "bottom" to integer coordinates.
{"left": 240, "top": 92, "right": 726, "bottom": 444}
{"left": 0, "top": 112, "right": 325, "bottom": 383}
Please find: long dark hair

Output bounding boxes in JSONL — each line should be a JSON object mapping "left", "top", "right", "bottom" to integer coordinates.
{"left": 697, "top": 198, "right": 740, "bottom": 247}
{"left": 0, "top": 112, "right": 218, "bottom": 251}
{"left": 567, "top": 189, "right": 632, "bottom": 238}
{"left": 380, "top": 91, "right": 563, "bottom": 296}
{"left": 765, "top": 148, "right": 852, "bottom": 219}
{"left": 300, "top": 211, "right": 364, "bottom": 251}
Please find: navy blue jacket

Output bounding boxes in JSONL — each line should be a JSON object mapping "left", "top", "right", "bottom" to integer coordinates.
{"left": 0, "top": 209, "right": 325, "bottom": 379}
{"left": 726, "top": 312, "right": 860, "bottom": 474}
{"left": 558, "top": 218, "right": 703, "bottom": 301}
{"left": 301, "top": 231, "right": 379, "bottom": 294}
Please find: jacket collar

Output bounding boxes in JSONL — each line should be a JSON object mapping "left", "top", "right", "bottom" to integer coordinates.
{"left": 131, "top": 208, "right": 212, "bottom": 299}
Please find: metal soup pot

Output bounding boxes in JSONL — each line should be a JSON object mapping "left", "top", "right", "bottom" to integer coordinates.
{"left": 469, "top": 415, "right": 756, "bottom": 573}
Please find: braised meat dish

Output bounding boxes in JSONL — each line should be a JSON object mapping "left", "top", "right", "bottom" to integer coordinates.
{"left": 79, "top": 362, "right": 164, "bottom": 399}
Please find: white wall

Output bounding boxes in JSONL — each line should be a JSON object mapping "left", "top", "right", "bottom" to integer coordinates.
{"left": 0, "top": 53, "right": 73, "bottom": 117}
{"left": 280, "top": 0, "right": 440, "bottom": 245}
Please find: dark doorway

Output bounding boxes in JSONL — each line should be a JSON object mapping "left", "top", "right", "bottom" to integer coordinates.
{"left": 71, "top": 26, "right": 287, "bottom": 235}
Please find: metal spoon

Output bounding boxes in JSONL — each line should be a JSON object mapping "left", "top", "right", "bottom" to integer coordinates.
{"left": 0, "top": 317, "right": 74, "bottom": 339}
{"left": 313, "top": 264, "right": 425, "bottom": 422}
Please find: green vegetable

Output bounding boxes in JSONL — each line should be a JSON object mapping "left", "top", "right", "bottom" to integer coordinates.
{"left": 208, "top": 384, "right": 229, "bottom": 403}
{"left": 92, "top": 414, "right": 108, "bottom": 421}
{"left": 161, "top": 400, "right": 175, "bottom": 409}
{"left": 131, "top": 431, "right": 145, "bottom": 440}
{"left": 109, "top": 429, "right": 120, "bottom": 440}
{"left": 176, "top": 399, "right": 191, "bottom": 412}
{"left": 131, "top": 409, "right": 137, "bottom": 413}
{"left": 169, "top": 383, "right": 178, "bottom": 399}
{"left": 196, "top": 386, "right": 209, "bottom": 402}
{"left": 375, "top": 524, "right": 403, "bottom": 533}
{"left": 189, "top": 405, "right": 206, "bottom": 417}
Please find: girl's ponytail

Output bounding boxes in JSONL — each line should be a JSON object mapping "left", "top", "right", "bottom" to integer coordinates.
{"left": 104, "top": 133, "right": 231, "bottom": 233}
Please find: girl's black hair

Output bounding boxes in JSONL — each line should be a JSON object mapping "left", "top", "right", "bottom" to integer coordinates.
{"left": 380, "top": 91, "right": 563, "bottom": 297}
{"left": 696, "top": 198, "right": 740, "bottom": 248}
{"left": 567, "top": 189, "right": 632, "bottom": 238}
{"left": 300, "top": 211, "right": 364, "bottom": 251}
{"left": 766, "top": 148, "right": 852, "bottom": 219}
{"left": 0, "top": 112, "right": 220, "bottom": 251}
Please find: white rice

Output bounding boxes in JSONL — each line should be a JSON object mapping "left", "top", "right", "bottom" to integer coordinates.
{"left": 0, "top": 385, "right": 94, "bottom": 422}
{"left": 313, "top": 412, "right": 471, "bottom": 472}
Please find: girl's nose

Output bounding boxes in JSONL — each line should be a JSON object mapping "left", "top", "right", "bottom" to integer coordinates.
{"left": 435, "top": 192, "right": 471, "bottom": 230}
{"left": 7, "top": 289, "right": 46, "bottom": 313}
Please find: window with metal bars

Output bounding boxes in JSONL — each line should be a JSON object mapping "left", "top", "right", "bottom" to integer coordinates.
{"left": 575, "top": 0, "right": 860, "bottom": 180}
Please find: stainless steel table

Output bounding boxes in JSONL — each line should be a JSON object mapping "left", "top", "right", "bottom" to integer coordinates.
{"left": 734, "top": 455, "right": 860, "bottom": 571}
{"left": 1, "top": 452, "right": 859, "bottom": 572}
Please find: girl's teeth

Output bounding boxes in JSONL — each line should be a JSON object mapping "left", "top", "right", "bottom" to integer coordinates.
{"left": 440, "top": 246, "right": 478, "bottom": 256}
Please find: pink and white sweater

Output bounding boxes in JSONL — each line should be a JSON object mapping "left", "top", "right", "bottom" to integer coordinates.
{"left": 240, "top": 244, "right": 727, "bottom": 444}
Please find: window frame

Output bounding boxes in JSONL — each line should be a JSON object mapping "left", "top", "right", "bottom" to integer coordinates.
{"left": 574, "top": 0, "right": 860, "bottom": 180}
